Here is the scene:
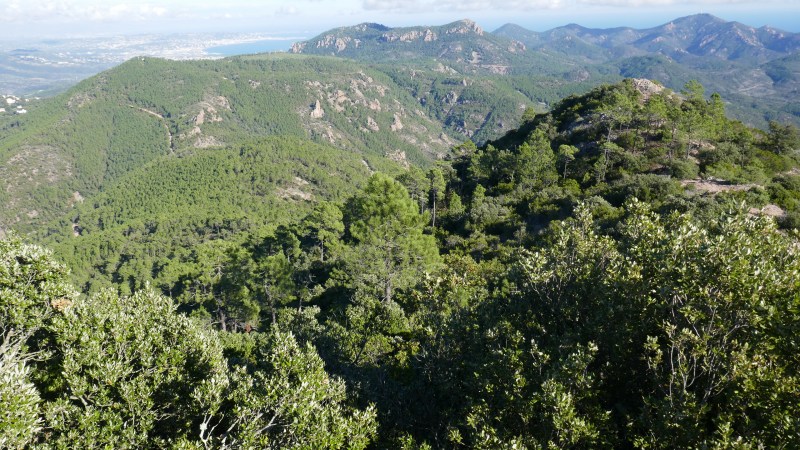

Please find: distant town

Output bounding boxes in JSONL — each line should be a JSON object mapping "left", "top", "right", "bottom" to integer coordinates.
{"left": 0, "top": 94, "right": 34, "bottom": 114}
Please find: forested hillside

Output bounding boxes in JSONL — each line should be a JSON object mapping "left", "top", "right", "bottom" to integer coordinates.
{"left": 3, "top": 77, "right": 800, "bottom": 448}
{"left": 7, "top": 13, "right": 798, "bottom": 238}
{"left": 0, "top": 55, "right": 455, "bottom": 234}
{"left": 1, "top": 52, "right": 583, "bottom": 236}
{"left": 46, "top": 136, "right": 398, "bottom": 295}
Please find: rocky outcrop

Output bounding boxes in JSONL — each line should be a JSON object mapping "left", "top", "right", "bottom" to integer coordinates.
{"left": 391, "top": 114, "right": 404, "bottom": 132}
{"left": 277, "top": 177, "right": 314, "bottom": 201}
{"left": 194, "top": 135, "right": 223, "bottom": 148}
{"left": 482, "top": 65, "right": 510, "bottom": 75}
{"left": 749, "top": 204, "right": 786, "bottom": 218}
{"left": 681, "top": 178, "right": 755, "bottom": 193}
{"left": 508, "top": 40, "right": 526, "bottom": 53}
{"left": 445, "top": 19, "right": 484, "bottom": 36}
{"left": 305, "top": 35, "right": 360, "bottom": 53}
{"left": 190, "top": 95, "right": 230, "bottom": 126}
{"left": 366, "top": 116, "right": 380, "bottom": 132}
{"left": 631, "top": 78, "right": 665, "bottom": 101}
{"left": 310, "top": 100, "right": 325, "bottom": 118}
{"left": 385, "top": 149, "right": 409, "bottom": 168}
{"left": 381, "top": 29, "right": 438, "bottom": 43}
{"left": 290, "top": 42, "right": 306, "bottom": 53}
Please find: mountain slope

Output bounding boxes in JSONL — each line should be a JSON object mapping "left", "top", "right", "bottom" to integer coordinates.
{"left": 4, "top": 77, "right": 799, "bottom": 450}
{"left": 289, "top": 19, "right": 621, "bottom": 144}
{"left": 0, "top": 54, "right": 458, "bottom": 234}
{"left": 46, "top": 136, "right": 397, "bottom": 293}
{"left": 290, "top": 15, "right": 800, "bottom": 131}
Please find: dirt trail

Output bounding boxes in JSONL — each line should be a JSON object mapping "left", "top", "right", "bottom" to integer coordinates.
{"left": 681, "top": 178, "right": 755, "bottom": 194}
{"left": 129, "top": 105, "right": 173, "bottom": 150}
{"left": 681, "top": 178, "right": 786, "bottom": 218}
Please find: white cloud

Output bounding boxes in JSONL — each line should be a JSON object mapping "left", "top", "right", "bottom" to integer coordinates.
{"left": 576, "top": 0, "right": 754, "bottom": 6}
{"left": 0, "top": 1, "right": 175, "bottom": 22}
{"left": 362, "top": 0, "right": 771, "bottom": 11}
{"left": 85, "top": 4, "right": 169, "bottom": 21}
{"left": 277, "top": 5, "right": 300, "bottom": 15}
{"left": 362, "top": 0, "right": 417, "bottom": 11}
{"left": 1, "top": 0, "right": 791, "bottom": 35}
{"left": 0, "top": 0, "right": 332, "bottom": 24}
{"left": 363, "top": 0, "right": 562, "bottom": 12}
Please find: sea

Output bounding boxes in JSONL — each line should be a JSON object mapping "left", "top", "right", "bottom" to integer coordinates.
{"left": 206, "top": 39, "right": 298, "bottom": 56}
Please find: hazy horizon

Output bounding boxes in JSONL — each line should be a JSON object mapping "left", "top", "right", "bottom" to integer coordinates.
{"left": 2, "top": 0, "right": 798, "bottom": 42}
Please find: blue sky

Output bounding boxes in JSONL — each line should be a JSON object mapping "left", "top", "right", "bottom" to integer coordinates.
{"left": 2, "top": 0, "right": 798, "bottom": 39}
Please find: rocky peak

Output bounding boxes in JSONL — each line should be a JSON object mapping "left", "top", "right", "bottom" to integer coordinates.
{"left": 508, "top": 40, "right": 526, "bottom": 53}
{"left": 630, "top": 78, "right": 664, "bottom": 101}
{"left": 310, "top": 99, "right": 325, "bottom": 118}
{"left": 290, "top": 42, "right": 307, "bottom": 53}
{"left": 352, "top": 22, "right": 390, "bottom": 32}
{"left": 446, "top": 19, "right": 484, "bottom": 36}
{"left": 381, "top": 29, "right": 438, "bottom": 43}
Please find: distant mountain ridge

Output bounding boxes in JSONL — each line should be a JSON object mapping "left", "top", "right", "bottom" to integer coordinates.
{"left": 291, "top": 19, "right": 529, "bottom": 75}
{"left": 292, "top": 14, "right": 800, "bottom": 69}
{"left": 291, "top": 14, "right": 800, "bottom": 128}
{"left": 494, "top": 14, "right": 800, "bottom": 64}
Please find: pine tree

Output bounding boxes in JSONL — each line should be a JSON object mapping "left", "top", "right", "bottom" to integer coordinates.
{"left": 303, "top": 201, "right": 345, "bottom": 263}
{"left": 345, "top": 173, "right": 440, "bottom": 303}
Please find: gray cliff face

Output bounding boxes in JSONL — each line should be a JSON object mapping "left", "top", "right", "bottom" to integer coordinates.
{"left": 294, "top": 19, "right": 487, "bottom": 54}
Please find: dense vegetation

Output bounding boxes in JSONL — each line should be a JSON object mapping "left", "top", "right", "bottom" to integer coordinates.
{"left": 0, "top": 55, "right": 455, "bottom": 234}
{"left": 45, "top": 136, "right": 397, "bottom": 295}
{"left": 3, "top": 79, "right": 800, "bottom": 448}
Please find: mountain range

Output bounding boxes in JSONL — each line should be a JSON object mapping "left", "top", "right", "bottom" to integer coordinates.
{"left": 292, "top": 14, "right": 800, "bottom": 127}
{"left": 496, "top": 14, "right": 800, "bottom": 63}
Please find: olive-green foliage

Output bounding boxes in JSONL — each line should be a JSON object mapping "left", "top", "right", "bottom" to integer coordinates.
{"left": 445, "top": 80, "right": 799, "bottom": 256}
{"left": 0, "top": 236, "right": 78, "bottom": 333}
{"left": 329, "top": 80, "right": 798, "bottom": 447}
{"left": 766, "top": 121, "right": 800, "bottom": 155}
{"left": 316, "top": 174, "right": 441, "bottom": 386}
{"left": 0, "top": 332, "right": 42, "bottom": 450}
{"left": 0, "top": 237, "right": 379, "bottom": 448}
{"left": 218, "top": 330, "right": 377, "bottom": 449}
{"left": 617, "top": 203, "right": 800, "bottom": 448}
{"left": 303, "top": 201, "right": 345, "bottom": 263}
{"left": 405, "top": 201, "right": 800, "bottom": 448}
{"left": 217, "top": 227, "right": 303, "bottom": 330}
{"left": 42, "top": 288, "right": 229, "bottom": 448}
{"left": 0, "top": 54, "right": 446, "bottom": 234}
{"left": 0, "top": 237, "right": 76, "bottom": 449}
{"left": 3, "top": 78, "right": 800, "bottom": 448}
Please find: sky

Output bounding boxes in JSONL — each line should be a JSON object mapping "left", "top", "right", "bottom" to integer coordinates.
{"left": 2, "top": 0, "right": 798, "bottom": 40}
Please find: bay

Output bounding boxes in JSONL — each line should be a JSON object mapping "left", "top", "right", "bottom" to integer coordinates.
{"left": 206, "top": 39, "right": 297, "bottom": 56}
